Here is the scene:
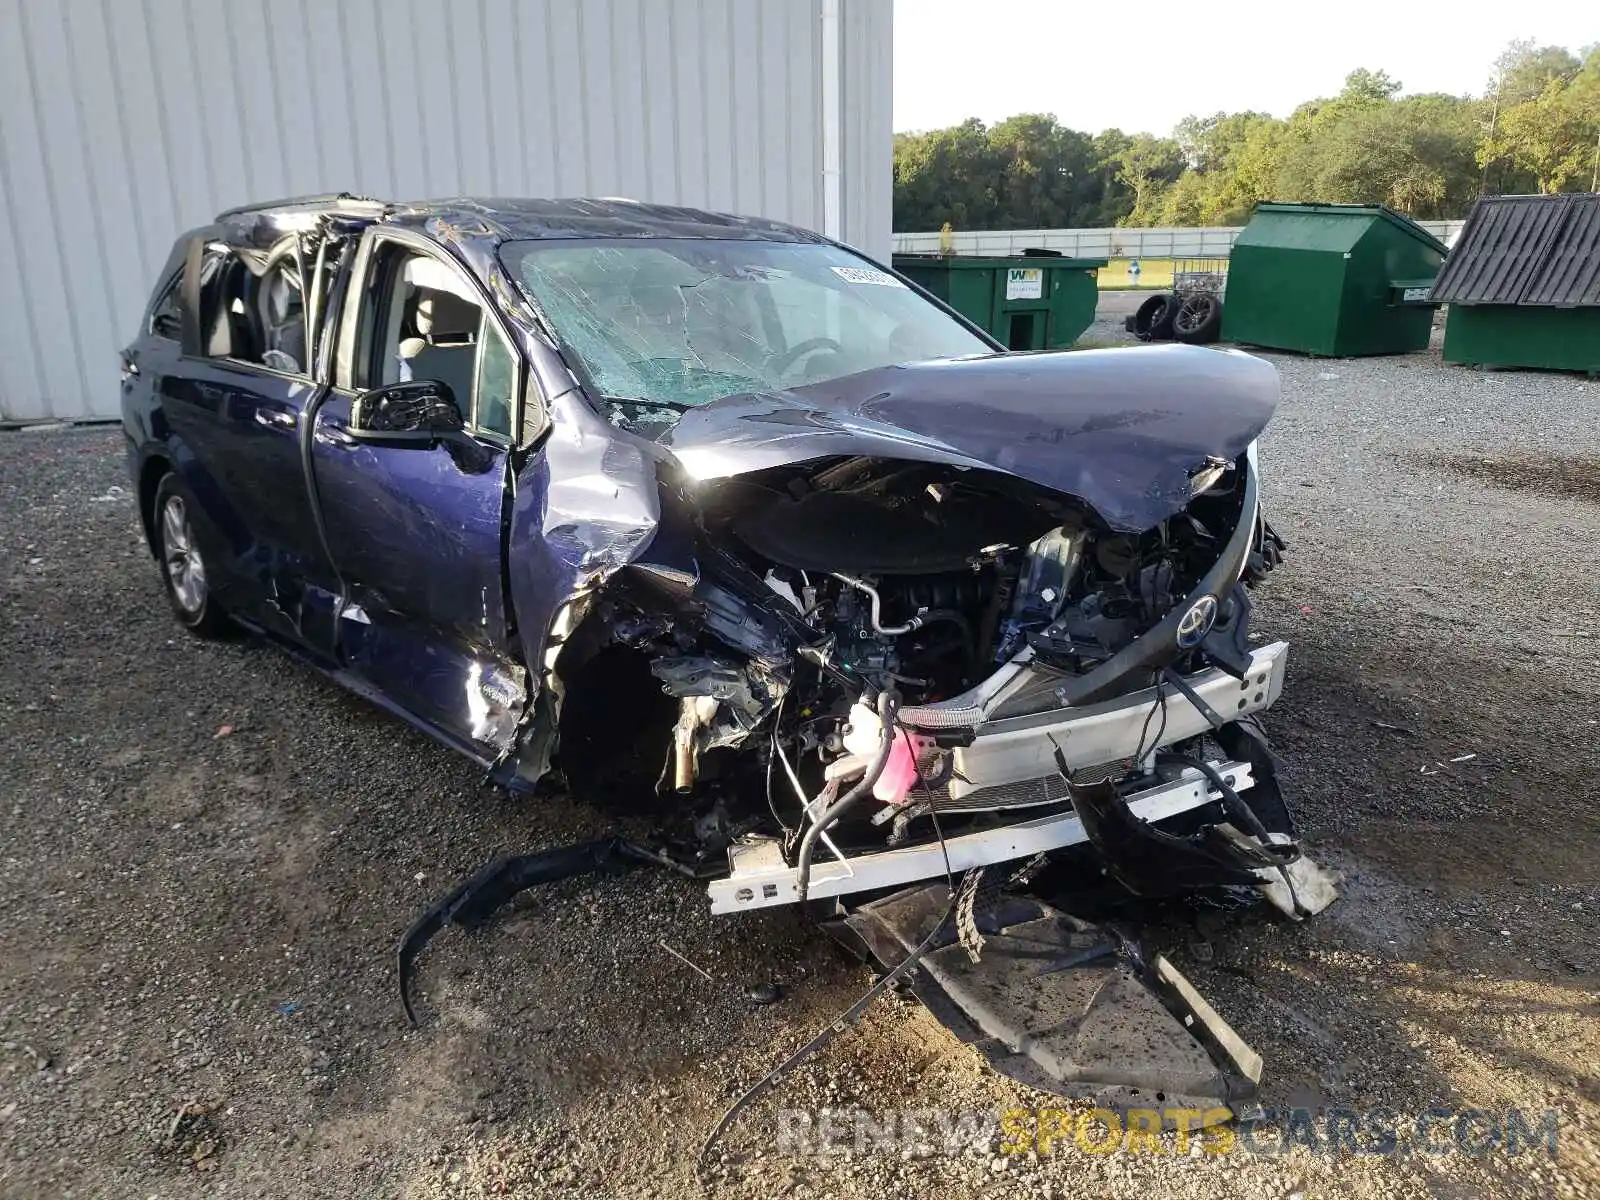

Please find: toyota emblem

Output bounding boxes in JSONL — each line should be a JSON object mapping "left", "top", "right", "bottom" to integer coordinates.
{"left": 1176, "top": 595, "right": 1218, "bottom": 649}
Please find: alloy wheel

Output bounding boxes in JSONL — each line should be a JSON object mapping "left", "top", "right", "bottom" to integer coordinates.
{"left": 161, "top": 494, "right": 207, "bottom": 614}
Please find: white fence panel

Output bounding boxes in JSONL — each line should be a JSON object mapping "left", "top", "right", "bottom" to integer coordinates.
{"left": 894, "top": 218, "right": 1466, "bottom": 260}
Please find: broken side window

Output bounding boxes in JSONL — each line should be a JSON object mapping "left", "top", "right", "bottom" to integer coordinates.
{"left": 195, "top": 243, "right": 309, "bottom": 377}
{"left": 355, "top": 243, "right": 518, "bottom": 441}
{"left": 256, "top": 257, "right": 308, "bottom": 375}
{"left": 197, "top": 245, "right": 257, "bottom": 362}
{"left": 474, "top": 318, "right": 516, "bottom": 439}
{"left": 147, "top": 273, "right": 183, "bottom": 341}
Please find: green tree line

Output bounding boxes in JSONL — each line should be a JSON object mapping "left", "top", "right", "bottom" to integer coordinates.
{"left": 893, "top": 41, "right": 1600, "bottom": 231}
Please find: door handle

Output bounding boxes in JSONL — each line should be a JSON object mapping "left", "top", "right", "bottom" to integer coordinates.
{"left": 254, "top": 408, "right": 297, "bottom": 431}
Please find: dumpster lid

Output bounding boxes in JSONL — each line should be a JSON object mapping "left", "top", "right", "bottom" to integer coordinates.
{"left": 1429, "top": 193, "right": 1600, "bottom": 308}
{"left": 1249, "top": 202, "right": 1449, "bottom": 256}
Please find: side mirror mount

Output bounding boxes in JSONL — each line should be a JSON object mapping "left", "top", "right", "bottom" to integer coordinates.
{"left": 349, "top": 380, "right": 465, "bottom": 444}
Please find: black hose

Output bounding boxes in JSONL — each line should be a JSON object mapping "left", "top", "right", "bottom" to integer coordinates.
{"left": 1156, "top": 750, "right": 1302, "bottom": 911}
{"left": 794, "top": 690, "right": 900, "bottom": 903}
{"left": 1154, "top": 751, "right": 1272, "bottom": 844}
{"left": 913, "top": 609, "right": 972, "bottom": 640}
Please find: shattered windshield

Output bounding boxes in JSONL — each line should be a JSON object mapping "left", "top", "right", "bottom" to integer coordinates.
{"left": 500, "top": 239, "right": 992, "bottom": 416}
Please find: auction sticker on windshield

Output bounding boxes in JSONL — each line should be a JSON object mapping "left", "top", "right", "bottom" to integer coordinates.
{"left": 1006, "top": 267, "right": 1044, "bottom": 300}
{"left": 832, "top": 265, "right": 905, "bottom": 287}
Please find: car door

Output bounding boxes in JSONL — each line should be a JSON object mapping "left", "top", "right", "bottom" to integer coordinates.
{"left": 121, "top": 255, "right": 186, "bottom": 466}
{"left": 161, "top": 238, "right": 336, "bottom": 643}
{"left": 308, "top": 229, "right": 528, "bottom": 757}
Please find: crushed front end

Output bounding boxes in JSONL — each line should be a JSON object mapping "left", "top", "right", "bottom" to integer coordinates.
{"left": 564, "top": 431, "right": 1324, "bottom": 921}
{"left": 683, "top": 441, "right": 1319, "bottom": 921}
{"left": 548, "top": 431, "right": 1334, "bottom": 1115}
{"left": 413, "top": 346, "right": 1338, "bottom": 1114}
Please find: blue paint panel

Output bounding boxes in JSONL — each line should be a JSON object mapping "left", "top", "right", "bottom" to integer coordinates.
{"left": 310, "top": 391, "right": 517, "bottom": 748}
{"left": 160, "top": 358, "right": 334, "bottom": 643}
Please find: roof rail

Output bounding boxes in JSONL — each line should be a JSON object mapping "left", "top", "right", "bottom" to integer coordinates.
{"left": 214, "top": 192, "right": 387, "bottom": 220}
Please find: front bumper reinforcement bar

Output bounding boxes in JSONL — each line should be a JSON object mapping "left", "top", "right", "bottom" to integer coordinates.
{"left": 708, "top": 759, "right": 1255, "bottom": 914}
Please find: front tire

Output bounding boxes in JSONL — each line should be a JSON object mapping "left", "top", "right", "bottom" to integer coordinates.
{"left": 151, "top": 474, "right": 231, "bottom": 636}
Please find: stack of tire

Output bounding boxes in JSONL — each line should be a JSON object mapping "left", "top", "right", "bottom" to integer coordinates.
{"left": 1129, "top": 292, "right": 1222, "bottom": 344}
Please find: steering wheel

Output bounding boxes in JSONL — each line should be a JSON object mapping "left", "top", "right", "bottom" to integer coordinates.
{"left": 769, "top": 336, "right": 843, "bottom": 380}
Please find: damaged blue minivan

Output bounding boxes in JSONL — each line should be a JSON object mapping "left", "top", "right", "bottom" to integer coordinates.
{"left": 123, "top": 195, "right": 1334, "bottom": 1116}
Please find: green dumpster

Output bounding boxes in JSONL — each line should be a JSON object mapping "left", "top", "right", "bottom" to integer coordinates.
{"left": 1430, "top": 193, "right": 1600, "bottom": 374}
{"left": 1222, "top": 202, "right": 1447, "bottom": 356}
{"left": 892, "top": 252, "right": 1107, "bottom": 350}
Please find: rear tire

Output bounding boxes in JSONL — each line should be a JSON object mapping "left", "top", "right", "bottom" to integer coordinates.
{"left": 1173, "top": 294, "right": 1223, "bottom": 344}
{"left": 1133, "top": 293, "right": 1179, "bottom": 341}
{"left": 151, "top": 474, "right": 231, "bottom": 637}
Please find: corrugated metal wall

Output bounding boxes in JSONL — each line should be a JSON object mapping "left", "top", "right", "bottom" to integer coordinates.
{"left": 0, "top": 0, "right": 892, "bottom": 421}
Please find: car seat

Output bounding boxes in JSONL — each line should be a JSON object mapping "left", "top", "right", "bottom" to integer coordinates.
{"left": 398, "top": 290, "right": 480, "bottom": 418}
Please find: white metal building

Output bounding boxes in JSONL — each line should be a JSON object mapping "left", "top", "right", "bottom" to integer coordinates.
{"left": 0, "top": 0, "right": 893, "bottom": 422}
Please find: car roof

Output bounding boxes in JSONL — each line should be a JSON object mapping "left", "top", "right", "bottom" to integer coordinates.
{"left": 213, "top": 195, "right": 826, "bottom": 246}
{"left": 387, "top": 197, "right": 827, "bottom": 244}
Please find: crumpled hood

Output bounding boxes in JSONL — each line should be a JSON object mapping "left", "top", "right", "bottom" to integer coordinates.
{"left": 661, "top": 344, "right": 1278, "bottom": 532}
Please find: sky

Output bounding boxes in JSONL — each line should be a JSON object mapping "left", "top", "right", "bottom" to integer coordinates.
{"left": 893, "top": 0, "right": 1596, "bottom": 136}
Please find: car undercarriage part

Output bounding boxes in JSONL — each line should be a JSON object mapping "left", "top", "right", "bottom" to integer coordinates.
{"left": 829, "top": 882, "right": 1263, "bottom": 1116}
{"left": 672, "top": 695, "right": 720, "bottom": 792}
{"left": 1062, "top": 768, "right": 1295, "bottom": 897}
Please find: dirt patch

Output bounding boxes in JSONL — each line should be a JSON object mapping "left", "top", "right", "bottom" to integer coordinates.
{"left": 1403, "top": 447, "right": 1600, "bottom": 505}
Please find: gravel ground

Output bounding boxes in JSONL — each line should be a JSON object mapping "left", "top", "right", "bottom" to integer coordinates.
{"left": 2, "top": 321, "right": 1597, "bottom": 1198}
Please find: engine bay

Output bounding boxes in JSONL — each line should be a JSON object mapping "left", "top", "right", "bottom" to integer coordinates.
{"left": 713, "top": 454, "right": 1257, "bottom": 707}
{"left": 549, "top": 450, "right": 1281, "bottom": 871}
